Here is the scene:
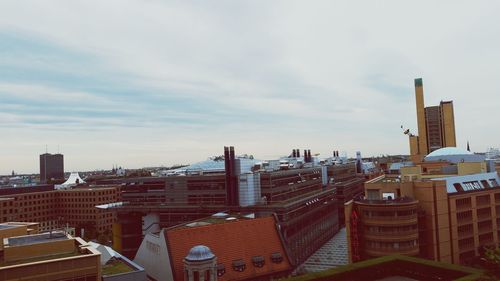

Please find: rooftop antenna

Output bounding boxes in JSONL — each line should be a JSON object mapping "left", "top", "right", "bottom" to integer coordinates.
{"left": 45, "top": 144, "right": 48, "bottom": 154}
{"left": 57, "top": 145, "right": 60, "bottom": 154}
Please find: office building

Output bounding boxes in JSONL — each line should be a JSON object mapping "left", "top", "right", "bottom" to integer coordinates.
{"left": 410, "top": 78, "right": 457, "bottom": 162}
{"left": 345, "top": 148, "right": 500, "bottom": 265}
{"left": 0, "top": 185, "right": 120, "bottom": 236}
{"left": 40, "top": 153, "right": 65, "bottom": 183}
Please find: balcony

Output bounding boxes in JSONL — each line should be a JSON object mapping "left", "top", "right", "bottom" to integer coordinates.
{"left": 458, "top": 243, "right": 475, "bottom": 252}
{"left": 477, "top": 213, "right": 492, "bottom": 222}
{"left": 457, "top": 231, "right": 474, "bottom": 239}
{"left": 478, "top": 227, "right": 493, "bottom": 235}
{"left": 363, "top": 215, "right": 418, "bottom": 226}
{"left": 365, "top": 245, "right": 419, "bottom": 257}
{"left": 456, "top": 204, "right": 471, "bottom": 211}
{"left": 364, "top": 231, "right": 419, "bottom": 242}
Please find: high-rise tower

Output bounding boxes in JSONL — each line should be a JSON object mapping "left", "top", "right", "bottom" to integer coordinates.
{"left": 39, "top": 153, "right": 64, "bottom": 183}
{"left": 410, "top": 78, "right": 457, "bottom": 162}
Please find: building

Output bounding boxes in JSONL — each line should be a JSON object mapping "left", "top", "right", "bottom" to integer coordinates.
{"left": 345, "top": 147, "right": 500, "bottom": 265}
{"left": 283, "top": 255, "right": 483, "bottom": 281}
{"left": 328, "top": 163, "right": 365, "bottom": 226}
{"left": 0, "top": 222, "right": 101, "bottom": 281}
{"left": 40, "top": 153, "right": 64, "bottom": 183}
{"left": 0, "top": 184, "right": 120, "bottom": 236}
{"left": 111, "top": 147, "right": 349, "bottom": 265}
{"left": 0, "top": 221, "right": 145, "bottom": 281}
{"left": 133, "top": 214, "right": 292, "bottom": 281}
{"left": 409, "top": 78, "right": 457, "bottom": 162}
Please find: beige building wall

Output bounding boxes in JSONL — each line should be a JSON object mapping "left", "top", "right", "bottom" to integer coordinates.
{"left": 4, "top": 236, "right": 75, "bottom": 262}
{"left": 0, "top": 249, "right": 101, "bottom": 281}
{"left": 440, "top": 101, "right": 456, "bottom": 147}
{"left": 409, "top": 135, "right": 420, "bottom": 159}
{"left": 412, "top": 181, "right": 452, "bottom": 263}
{"left": 457, "top": 162, "right": 487, "bottom": 176}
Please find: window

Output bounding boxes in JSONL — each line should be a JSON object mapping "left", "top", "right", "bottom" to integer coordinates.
{"left": 271, "top": 252, "right": 283, "bottom": 263}
{"left": 382, "top": 192, "right": 395, "bottom": 200}
{"left": 455, "top": 198, "right": 471, "bottom": 209}
{"left": 216, "top": 263, "right": 225, "bottom": 277}
{"left": 366, "top": 189, "right": 379, "bottom": 200}
{"left": 232, "top": 259, "right": 246, "bottom": 272}
{"left": 252, "top": 256, "right": 265, "bottom": 268}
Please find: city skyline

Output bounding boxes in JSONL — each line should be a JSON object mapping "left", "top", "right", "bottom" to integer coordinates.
{"left": 2, "top": 1, "right": 500, "bottom": 174}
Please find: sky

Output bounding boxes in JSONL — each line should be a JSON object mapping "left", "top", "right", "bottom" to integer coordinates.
{"left": 1, "top": 1, "right": 499, "bottom": 175}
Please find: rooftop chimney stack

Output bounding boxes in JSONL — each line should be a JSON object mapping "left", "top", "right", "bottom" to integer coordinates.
{"left": 224, "top": 146, "right": 239, "bottom": 207}
{"left": 297, "top": 149, "right": 300, "bottom": 158}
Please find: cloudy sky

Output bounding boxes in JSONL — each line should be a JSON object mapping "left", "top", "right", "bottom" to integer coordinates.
{"left": 1, "top": 1, "right": 499, "bottom": 174}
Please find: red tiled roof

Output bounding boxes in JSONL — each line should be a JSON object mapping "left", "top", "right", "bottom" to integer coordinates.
{"left": 166, "top": 216, "right": 291, "bottom": 281}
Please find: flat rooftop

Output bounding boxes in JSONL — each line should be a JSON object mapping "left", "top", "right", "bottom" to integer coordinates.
{"left": 7, "top": 231, "right": 68, "bottom": 247}
{"left": 0, "top": 224, "right": 17, "bottom": 230}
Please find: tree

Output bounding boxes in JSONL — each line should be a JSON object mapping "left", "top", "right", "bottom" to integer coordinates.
{"left": 479, "top": 246, "right": 500, "bottom": 280}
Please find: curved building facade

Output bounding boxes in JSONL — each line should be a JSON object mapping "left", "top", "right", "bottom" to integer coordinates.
{"left": 346, "top": 197, "right": 420, "bottom": 261}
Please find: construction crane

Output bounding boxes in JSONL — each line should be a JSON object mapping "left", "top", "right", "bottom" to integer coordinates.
{"left": 400, "top": 125, "right": 415, "bottom": 137}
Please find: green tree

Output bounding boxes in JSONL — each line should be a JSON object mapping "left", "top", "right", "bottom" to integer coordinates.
{"left": 479, "top": 246, "right": 500, "bottom": 280}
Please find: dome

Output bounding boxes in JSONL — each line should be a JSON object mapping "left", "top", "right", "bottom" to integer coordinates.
{"left": 185, "top": 245, "right": 215, "bottom": 262}
{"left": 424, "top": 147, "right": 485, "bottom": 164}
{"left": 426, "top": 147, "right": 472, "bottom": 158}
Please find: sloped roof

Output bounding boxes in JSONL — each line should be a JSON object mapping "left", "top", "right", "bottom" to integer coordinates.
{"left": 56, "top": 172, "right": 85, "bottom": 189}
{"left": 165, "top": 216, "right": 291, "bottom": 281}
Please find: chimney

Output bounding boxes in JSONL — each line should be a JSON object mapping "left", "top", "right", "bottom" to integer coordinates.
{"left": 296, "top": 149, "right": 300, "bottom": 158}
{"left": 229, "top": 146, "right": 238, "bottom": 206}
{"left": 308, "top": 150, "right": 312, "bottom": 163}
{"left": 224, "top": 146, "right": 232, "bottom": 205}
{"left": 292, "top": 149, "right": 297, "bottom": 158}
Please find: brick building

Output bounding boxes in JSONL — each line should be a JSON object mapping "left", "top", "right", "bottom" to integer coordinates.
{"left": 0, "top": 185, "right": 120, "bottom": 237}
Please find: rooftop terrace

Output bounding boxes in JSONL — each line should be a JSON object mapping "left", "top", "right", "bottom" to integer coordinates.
{"left": 102, "top": 258, "right": 135, "bottom": 276}
{"left": 285, "top": 255, "right": 483, "bottom": 281}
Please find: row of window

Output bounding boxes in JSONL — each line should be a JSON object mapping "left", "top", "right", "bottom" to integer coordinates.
{"left": 363, "top": 209, "right": 416, "bottom": 218}
{"left": 365, "top": 240, "right": 418, "bottom": 250}
{"left": 365, "top": 225, "right": 418, "bottom": 234}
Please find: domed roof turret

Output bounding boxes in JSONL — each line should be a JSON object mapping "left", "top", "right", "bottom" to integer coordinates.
{"left": 185, "top": 245, "right": 215, "bottom": 262}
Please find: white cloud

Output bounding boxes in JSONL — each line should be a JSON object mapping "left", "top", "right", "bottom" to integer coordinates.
{"left": 0, "top": 0, "right": 499, "bottom": 174}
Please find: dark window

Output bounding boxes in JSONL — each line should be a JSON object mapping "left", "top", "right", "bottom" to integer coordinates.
{"left": 252, "top": 256, "right": 265, "bottom": 268}
{"left": 271, "top": 252, "right": 283, "bottom": 263}
{"left": 216, "top": 263, "right": 225, "bottom": 277}
{"left": 232, "top": 259, "right": 246, "bottom": 272}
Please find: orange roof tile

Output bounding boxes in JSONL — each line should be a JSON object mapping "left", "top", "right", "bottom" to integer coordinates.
{"left": 166, "top": 216, "right": 292, "bottom": 281}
